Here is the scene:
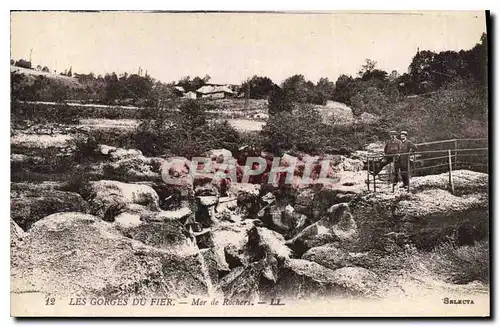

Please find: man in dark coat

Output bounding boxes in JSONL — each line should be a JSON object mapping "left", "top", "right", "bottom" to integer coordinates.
{"left": 372, "top": 131, "right": 401, "bottom": 183}
{"left": 396, "top": 130, "right": 417, "bottom": 188}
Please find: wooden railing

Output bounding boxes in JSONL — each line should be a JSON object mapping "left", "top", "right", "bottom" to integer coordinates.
{"left": 366, "top": 138, "right": 488, "bottom": 193}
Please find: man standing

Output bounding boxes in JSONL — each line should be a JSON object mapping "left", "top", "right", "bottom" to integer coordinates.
{"left": 396, "top": 130, "right": 417, "bottom": 189}
{"left": 373, "top": 130, "right": 401, "bottom": 184}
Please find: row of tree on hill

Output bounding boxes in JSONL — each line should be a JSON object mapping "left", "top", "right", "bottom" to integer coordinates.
{"left": 258, "top": 33, "right": 487, "bottom": 116}
{"left": 11, "top": 33, "right": 486, "bottom": 109}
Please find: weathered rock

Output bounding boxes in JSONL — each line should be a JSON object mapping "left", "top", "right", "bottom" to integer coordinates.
{"left": 103, "top": 156, "right": 164, "bottom": 182}
{"left": 108, "top": 147, "right": 143, "bottom": 161}
{"left": 246, "top": 226, "right": 292, "bottom": 263}
{"left": 11, "top": 190, "right": 89, "bottom": 230}
{"left": 295, "top": 186, "right": 356, "bottom": 223}
{"left": 229, "top": 183, "right": 261, "bottom": 218}
{"left": 122, "top": 219, "right": 198, "bottom": 254}
{"left": 200, "top": 247, "right": 230, "bottom": 287}
{"left": 286, "top": 203, "right": 357, "bottom": 255}
{"left": 204, "top": 148, "right": 233, "bottom": 162}
{"left": 149, "top": 207, "right": 193, "bottom": 222}
{"left": 270, "top": 259, "right": 361, "bottom": 299}
{"left": 358, "top": 112, "right": 380, "bottom": 124}
{"left": 218, "top": 256, "right": 278, "bottom": 301}
{"left": 258, "top": 205, "right": 296, "bottom": 235}
{"left": 197, "top": 196, "right": 218, "bottom": 207}
{"left": 302, "top": 244, "right": 352, "bottom": 270}
{"left": 411, "top": 170, "right": 488, "bottom": 195}
{"left": 211, "top": 222, "right": 254, "bottom": 268}
{"left": 11, "top": 219, "right": 25, "bottom": 246}
{"left": 349, "top": 182, "right": 489, "bottom": 251}
{"left": 11, "top": 212, "right": 210, "bottom": 298}
{"left": 395, "top": 189, "right": 488, "bottom": 248}
{"left": 114, "top": 212, "right": 142, "bottom": 229}
{"left": 336, "top": 156, "right": 364, "bottom": 172}
{"left": 193, "top": 229, "right": 215, "bottom": 249}
{"left": 88, "top": 180, "right": 160, "bottom": 220}
{"left": 329, "top": 267, "right": 379, "bottom": 296}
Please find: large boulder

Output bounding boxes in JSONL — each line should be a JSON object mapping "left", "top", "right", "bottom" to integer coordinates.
{"left": 245, "top": 226, "right": 292, "bottom": 263}
{"left": 349, "top": 180, "right": 489, "bottom": 251}
{"left": 103, "top": 156, "right": 164, "bottom": 182}
{"left": 200, "top": 247, "right": 231, "bottom": 287}
{"left": 119, "top": 219, "right": 198, "bottom": 255}
{"left": 203, "top": 149, "right": 233, "bottom": 162}
{"left": 97, "top": 144, "right": 142, "bottom": 161}
{"left": 10, "top": 212, "right": 211, "bottom": 298}
{"left": 10, "top": 219, "right": 25, "bottom": 247}
{"left": 257, "top": 204, "right": 306, "bottom": 237}
{"left": 286, "top": 203, "right": 357, "bottom": 255}
{"left": 395, "top": 189, "right": 488, "bottom": 248}
{"left": 410, "top": 170, "right": 488, "bottom": 195}
{"left": 335, "top": 156, "right": 364, "bottom": 172}
{"left": 302, "top": 244, "right": 355, "bottom": 270}
{"left": 11, "top": 190, "right": 89, "bottom": 230}
{"left": 87, "top": 180, "right": 160, "bottom": 220}
{"left": 295, "top": 185, "right": 358, "bottom": 223}
{"left": 218, "top": 256, "right": 279, "bottom": 301}
{"left": 211, "top": 221, "right": 254, "bottom": 269}
{"left": 270, "top": 259, "right": 371, "bottom": 299}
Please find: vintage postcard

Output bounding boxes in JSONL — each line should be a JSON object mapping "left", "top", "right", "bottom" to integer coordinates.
{"left": 10, "top": 10, "right": 490, "bottom": 317}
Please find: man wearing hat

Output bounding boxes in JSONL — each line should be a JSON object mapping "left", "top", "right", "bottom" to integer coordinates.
{"left": 396, "top": 130, "right": 417, "bottom": 188}
{"left": 372, "top": 130, "right": 402, "bottom": 182}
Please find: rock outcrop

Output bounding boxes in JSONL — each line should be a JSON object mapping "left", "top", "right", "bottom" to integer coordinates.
{"left": 11, "top": 190, "right": 89, "bottom": 230}
{"left": 87, "top": 180, "right": 160, "bottom": 220}
{"left": 11, "top": 212, "right": 211, "bottom": 298}
{"left": 286, "top": 203, "right": 358, "bottom": 255}
{"left": 270, "top": 259, "right": 377, "bottom": 299}
{"left": 349, "top": 173, "right": 489, "bottom": 251}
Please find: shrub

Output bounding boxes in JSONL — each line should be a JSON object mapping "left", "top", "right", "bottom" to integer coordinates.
{"left": 261, "top": 104, "right": 325, "bottom": 154}
{"left": 133, "top": 100, "right": 241, "bottom": 158}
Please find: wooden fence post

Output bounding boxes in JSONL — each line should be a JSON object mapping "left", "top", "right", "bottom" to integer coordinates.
{"left": 367, "top": 157, "right": 370, "bottom": 191}
{"left": 407, "top": 154, "right": 411, "bottom": 193}
{"left": 448, "top": 149, "right": 455, "bottom": 194}
{"left": 392, "top": 156, "right": 396, "bottom": 193}
{"left": 454, "top": 139, "right": 458, "bottom": 169}
{"left": 373, "top": 158, "right": 377, "bottom": 192}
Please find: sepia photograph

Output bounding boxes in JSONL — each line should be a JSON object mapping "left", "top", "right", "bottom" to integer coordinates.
{"left": 9, "top": 10, "right": 489, "bottom": 317}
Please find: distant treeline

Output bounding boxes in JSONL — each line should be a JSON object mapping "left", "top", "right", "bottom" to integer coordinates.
{"left": 11, "top": 32, "right": 487, "bottom": 113}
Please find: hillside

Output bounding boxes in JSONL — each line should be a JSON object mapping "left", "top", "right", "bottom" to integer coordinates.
{"left": 11, "top": 66, "right": 82, "bottom": 87}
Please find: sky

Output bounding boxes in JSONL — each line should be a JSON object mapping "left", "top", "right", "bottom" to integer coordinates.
{"left": 11, "top": 11, "right": 487, "bottom": 85}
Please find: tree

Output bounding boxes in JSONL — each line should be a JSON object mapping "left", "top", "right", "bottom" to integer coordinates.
{"left": 332, "top": 74, "right": 357, "bottom": 105}
{"left": 316, "top": 77, "right": 335, "bottom": 100}
{"left": 42, "top": 66, "right": 50, "bottom": 72}
{"left": 241, "top": 75, "right": 275, "bottom": 99}
{"left": 268, "top": 84, "right": 292, "bottom": 115}
{"left": 350, "top": 86, "right": 389, "bottom": 116}
{"left": 281, "top": 74, "right": 308, "bottom": 103}
{"left": 14, "top": 59, "right": 31, "bottom": 69}
{"left": 358, "top": 59, "right": 377, "bottom": 77}
{"left": 177, "top": 76, "right": 208, "bottom": 92}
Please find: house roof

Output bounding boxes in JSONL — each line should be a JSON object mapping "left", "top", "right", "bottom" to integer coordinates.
{"left": 196, "top": 85, "right": 234, "bottom": 94}
{"left": 174, "top": 86, "right": 186, "bottom": 92}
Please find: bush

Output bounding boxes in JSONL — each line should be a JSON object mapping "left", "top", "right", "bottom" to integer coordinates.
{"left": 261, "top": 104, "right": 325, "bottom": 154}
{"left": 133, "top": 100, "right": 241, "bottom": 158}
